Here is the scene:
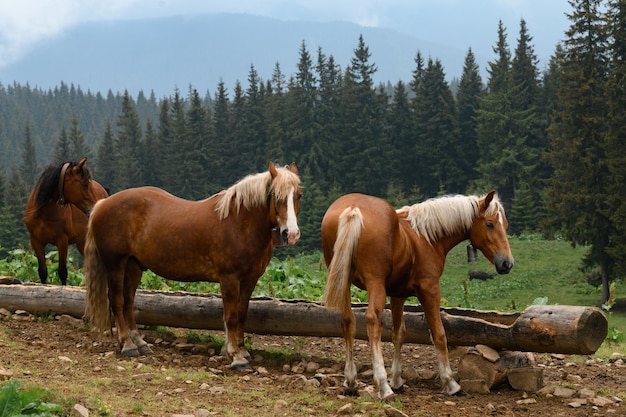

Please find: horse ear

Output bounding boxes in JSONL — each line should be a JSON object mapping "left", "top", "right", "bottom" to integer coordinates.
{"left": 72, "top": 157, "right": 88, "bottom": 176}
{"left": 289, "top": 162, "right": 298, "bottom": 175}
{"left": 484, "top": 190, "right": 496, "bottom": 208}
{"left": 269, "top": 161, "right": 278, "bottom": 178}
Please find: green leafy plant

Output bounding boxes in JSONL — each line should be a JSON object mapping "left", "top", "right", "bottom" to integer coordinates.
{"left": 0, "top": 379, "right": 64, "bottom": 417}
{"left": 602, "top": 282, "right": 624, "bottom": 343}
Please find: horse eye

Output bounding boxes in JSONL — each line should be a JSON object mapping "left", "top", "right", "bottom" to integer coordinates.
{"left": 486, "top": 221, "right": 494, "bottom": 230}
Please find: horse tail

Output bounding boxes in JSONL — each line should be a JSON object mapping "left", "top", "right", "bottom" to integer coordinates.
{"left": 323, "top": 207, "right": 363, "bottom": 313}
{"left": 83, "top": 223, "right": 111, "bottom": 334}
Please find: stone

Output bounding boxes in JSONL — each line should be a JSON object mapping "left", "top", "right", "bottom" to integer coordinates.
{"left": 383, "top": 404, "right": 409, "bottom": 417}
{"left": 460, "top": 379, "right": 490, "bottom": 394}
{"left": 577, "top": 388, "right": 595, "bottom": 399}
{"left": 590, "top": 397, "right": 614, "bottom": 407}
{"left": 553, "top": 387, "right": 577, "bottom": 398}
{"left": 475, "top": 344, "right": 500, "bottom": 362}
{"left": 73, "top": 404, "right": 89, "bottom": 417}
{"left": 507, "top": 368, "right": 544, "bottom": 392}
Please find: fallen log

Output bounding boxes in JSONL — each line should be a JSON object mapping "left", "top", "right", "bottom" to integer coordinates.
{"left": 0, "top": 283, "right": 608, "bottom": 354}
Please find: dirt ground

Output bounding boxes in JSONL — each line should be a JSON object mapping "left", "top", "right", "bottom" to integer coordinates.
{"left": 0, "top": 311, "right": 624, "bottom": 417}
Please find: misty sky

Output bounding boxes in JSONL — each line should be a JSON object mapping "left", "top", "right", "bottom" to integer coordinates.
{"left": 0, "top": 0, "right": 572, "bottom": 69}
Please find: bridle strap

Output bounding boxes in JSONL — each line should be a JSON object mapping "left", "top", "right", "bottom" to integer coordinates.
{"left": 58, "top": 162, "right": 70, "bottom": 205}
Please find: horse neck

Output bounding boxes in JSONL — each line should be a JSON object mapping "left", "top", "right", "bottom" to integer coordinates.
{"left": 435, "top": 230, "right": 469, "bottom": 256}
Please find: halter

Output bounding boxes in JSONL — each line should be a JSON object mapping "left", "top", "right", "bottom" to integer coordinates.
{"left": 57, "top": 162, "right": 70, "bottom": 205}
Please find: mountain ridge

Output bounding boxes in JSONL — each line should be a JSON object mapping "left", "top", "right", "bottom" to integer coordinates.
{"left": 0, "top": 13, "right": 476, "bottom": 98}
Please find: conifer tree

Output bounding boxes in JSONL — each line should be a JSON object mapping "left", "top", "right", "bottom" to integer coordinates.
{"left": 113, "top": 90, "right": 143, "bottom": 191}
{"left": 68, "top": 117, "right": 92, "bottom": 161}
{"left": 20, "top": 123, "right": 38, "bottom": 188}
{"left": 314, "top": 47, "right": 342, "bottom": 186}
{"left": 604, "top": 0, "right": 626, "bottom": 279}
{"left": 413, "top": 58, "right": 461, "bottom": 196}
{"left": 456, "top": 48, "right": 484, "bottom": 191}
{"left": 285, "top": 41, "right": 317, "bottom": 173}
{"left": 54, "top": 128, "right": 71, "bottom": 162}
{"left": 96, "top": 122, "right": 115, "bottom": 190}
{"left": 184, "top": 88, "right": 211, "bottom": 199}
{"left": 340, "top": 34, "right": 388, "bottom": 196}
{"left": 387, "top": 80, "right": 414, "bottom": 194}
{"left": 264, "top": 62, "right": 287, "bottom": 166}
{"left": 545, "top": 0, "right": 611, "bottom": 302}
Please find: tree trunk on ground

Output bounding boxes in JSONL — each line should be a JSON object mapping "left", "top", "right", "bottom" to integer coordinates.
{"left": 0, "top": 283, "right": 608, "bottom": 354}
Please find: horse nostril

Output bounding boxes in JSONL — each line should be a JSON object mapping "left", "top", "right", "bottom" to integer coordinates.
{"left": 282, "top": 229, "right": 288, "bottom": 243}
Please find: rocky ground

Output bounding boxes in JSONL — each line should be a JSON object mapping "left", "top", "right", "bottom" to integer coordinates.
{"left": 0, "top": 308, "right": 624, "bottom": 417}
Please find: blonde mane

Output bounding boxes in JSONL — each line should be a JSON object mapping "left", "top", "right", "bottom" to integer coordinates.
{"left": 215, "top": 166, "right": 300, "bottom": 220}
{"left": 397, "top": 193, "right": 504, "bottom": 244}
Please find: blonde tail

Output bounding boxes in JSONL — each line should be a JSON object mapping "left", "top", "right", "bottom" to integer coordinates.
{"left": 323, "top": 207, "right": 363, "bottom": 313}
{"left": 83, "top": 223, "right": 111, "bottom": 333}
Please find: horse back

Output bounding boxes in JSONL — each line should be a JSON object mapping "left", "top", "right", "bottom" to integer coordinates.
{"left": 322, "top": 194, "right": 413, "bottom": 289}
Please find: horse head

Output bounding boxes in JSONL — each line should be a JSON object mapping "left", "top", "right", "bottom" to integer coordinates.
{"left": 267, "top": 161, "right": 302, "bottom": 246}
{"left": 468, "top": 190, "right": 514, "bottom": 274}
{"left": 59, "top": 157, "right": 102, "bottom": 215}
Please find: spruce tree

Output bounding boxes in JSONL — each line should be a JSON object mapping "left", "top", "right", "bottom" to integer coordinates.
{"left": 413, "top": 58, "right": 461, "bottom": 196}
{"left": 68, "top": 117, "right": 92, "bottom": 161}
{"left": 545, "top": 0, "right": 611, "bottom": 302}
{"left": 456, "top": 48, "right": 484, "bottom": 191}
{"left": 95, "top": 122, "right": 115, "bottom": 191}
{"left": 604, "top": 0, "right": 626, "bottom": 279}
{"left": 20, "top": 124, "right": 38, "bottom": 188}
{"left": 113, "top": 90, "right": 143, "bottom": 191}
{"left": 340, "top": 34, "right": 388, "bottom": 196}
{"left": 54, "top": 128, "right": 71, "bottom": 162}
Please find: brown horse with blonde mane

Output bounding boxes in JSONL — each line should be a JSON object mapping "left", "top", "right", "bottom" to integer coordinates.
{"left": 84, "top": 162, "right": 301, "bottom": 369}
{"left": 321, "top": 191, "right": 514, "bottom": 400}
{"left": 23, "top": 158, "right": 108, "bottom": 285}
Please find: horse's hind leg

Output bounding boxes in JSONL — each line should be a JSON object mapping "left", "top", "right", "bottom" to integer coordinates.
{"left": 340, "top": 304, "right": 359, "bottom": 396}
{"left": 365, "top": 282, "right": 394, "bottom": 400}
{"left": 417, "top": 281, "right": 462, "bottom": 396}
{"left": 30, "top": 240, "right": 48, "bottom": 285}
{"left": 56, "top": 239, "right": 69, "bottom": 286}
{"left": 124, "top": 260, "right": 152, "bottom": 356}
{"left": 107, "top": 263, "right": 138, "bottom": 357}
{"left": 389, "top": 297, "right": 407, "bottom": 390}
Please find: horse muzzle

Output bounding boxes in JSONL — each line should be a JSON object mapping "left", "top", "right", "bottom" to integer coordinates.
{"left": 271, "top": 227, "right": 301, "bottom": 246}
{"left": 494, "top": 253, "right": 514, "bottom": 274}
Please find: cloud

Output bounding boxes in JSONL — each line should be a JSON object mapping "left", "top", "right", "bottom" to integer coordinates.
{"left": 0, "top": 0, "right": 143, "bottom": 67}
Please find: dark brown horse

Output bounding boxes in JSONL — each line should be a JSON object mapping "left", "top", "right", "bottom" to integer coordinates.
{"left": 23, "top": 158, "right": 109, "bottom": 285}
{"left": 84, "top": 162, "right": 302, "bottom": 369}
{"left": 321, "top": 191, "right": 514, "bottom": 400}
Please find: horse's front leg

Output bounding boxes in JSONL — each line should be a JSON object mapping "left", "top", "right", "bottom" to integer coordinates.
{"left": 366, "top": 283, "right": 394, "bottom": 401}
{"left": 220, "top": 278, "right": 250, "bottom": 370}
{"left": 389, "top": 297, "right": 407, "bottom": 390}
{"left": 417, "top": 281, "right": 463, "bottom": 396}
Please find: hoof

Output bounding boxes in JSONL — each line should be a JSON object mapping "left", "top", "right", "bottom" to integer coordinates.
{"left": 138, "top": 344, "right": 153, "bottom": 356}
{"left": 230, "top": 361, "right": 251, "bottom": 371}
{"left": 454, "top": 389, "right": 467, "bottom": 397}
{"left": 121, "top": 348, "right": 139, "bottom": 357}
{"left": 392, "top": 384, "right": 406, "bottom": 394}
{"left": 343, "top": 387, "right": 359, "bottom": 397}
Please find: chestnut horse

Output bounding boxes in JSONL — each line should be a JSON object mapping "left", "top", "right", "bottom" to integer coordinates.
{"left": 321, "top": 191, "right": 514, "bottom": 400}
{"left": 84, "top": 162, "right": 302, "bottom": 369}
{"left": 23, "top": 158, "right": 109, "bottom": 285}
